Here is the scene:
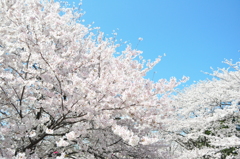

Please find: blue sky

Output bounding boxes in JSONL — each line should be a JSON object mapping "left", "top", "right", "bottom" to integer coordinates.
{"left": 64, "top": 0, "right": 240, "bottom": 89}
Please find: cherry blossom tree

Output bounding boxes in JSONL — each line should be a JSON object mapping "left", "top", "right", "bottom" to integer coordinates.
{"left": 168, "top": 59, "right": 240, "bottom": 159}
{"left": 0, "top": 0, "right": 187, "bottom": 158}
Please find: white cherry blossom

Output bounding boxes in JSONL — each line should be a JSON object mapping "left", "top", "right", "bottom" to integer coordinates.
{"left": 65, "top": 131, "right": 76, "bottom": 140}
{"left": 56, "top": 138, "right": 69, "bottom": 147}
{"left": 28, "top": 130, "right": 36, "bottom": 138}
{"left": 15, "top": 153, "right": 26, "bottom": 159}
{"left": 45, "top": 128, "right": 54, "bottom": 134}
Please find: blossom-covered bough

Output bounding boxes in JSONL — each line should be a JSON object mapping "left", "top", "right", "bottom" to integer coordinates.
{"left": 168, "top": 60, "right": 240, "bottom": 159}
{"left": 0, "top": 0, "right": 187, "bottom": 158}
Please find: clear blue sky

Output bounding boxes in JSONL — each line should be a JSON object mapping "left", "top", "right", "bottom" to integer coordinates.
{"left": 64, "top": 0, "right": 240, "bottom": 88}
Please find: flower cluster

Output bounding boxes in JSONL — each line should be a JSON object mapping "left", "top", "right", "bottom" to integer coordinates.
{"left": 0, "top": 0, "right": 185, "bottom": 158}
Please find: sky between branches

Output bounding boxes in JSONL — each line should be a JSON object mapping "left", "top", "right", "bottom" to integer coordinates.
{"left": 64, "top": 0, "right": 240, "bottom": 89}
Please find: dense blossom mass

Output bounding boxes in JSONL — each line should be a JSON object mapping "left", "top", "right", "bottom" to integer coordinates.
{"left": 0, "top": 0, "right": 187, "bottom": 158}
{"left": 0, "top": 0, "right": 239, "bottom": 159}
{"left": 168, "top": 61, "right": 240, "bottom": 158}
